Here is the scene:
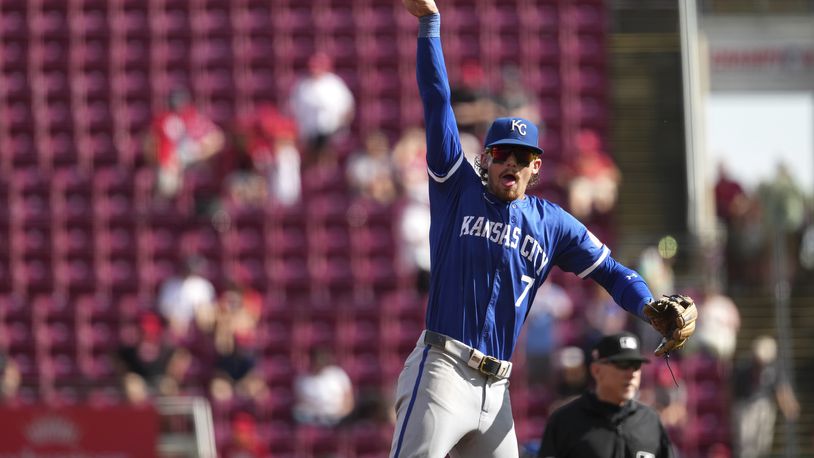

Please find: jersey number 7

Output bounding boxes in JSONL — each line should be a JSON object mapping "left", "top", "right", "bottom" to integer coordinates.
{"left": 515, "top": 275, "right": 535, "bottom": 308}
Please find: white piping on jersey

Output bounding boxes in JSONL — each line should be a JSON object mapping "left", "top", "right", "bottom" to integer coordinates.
{"left": 428, "top": 152, "right": 465, "bottom": 183}
{"left": 577, "top": 245, "right": 609, "bottom": 278}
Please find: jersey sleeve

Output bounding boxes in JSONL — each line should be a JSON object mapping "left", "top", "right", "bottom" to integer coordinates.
{"left": 551, "top": 206, "right": 609, "bottom": 278}
{"left": 416, "top": 14, "right": 466, "bottom": 182}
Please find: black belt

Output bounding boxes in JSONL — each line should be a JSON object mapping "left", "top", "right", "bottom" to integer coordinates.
{"left": 422, "top": 330, "right": 512, "bottom": 379}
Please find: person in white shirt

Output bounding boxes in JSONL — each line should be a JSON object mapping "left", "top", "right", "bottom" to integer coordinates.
{"left": 293, "top": 347, "right": 355, "bottom": 427}
{"left": 157, "top": 256, "right": 217, "bottom": 339}
{"left": 289, "top": 52, "right": 355, "bottom": 166}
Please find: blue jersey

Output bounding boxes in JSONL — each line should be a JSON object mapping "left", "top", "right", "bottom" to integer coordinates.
{"left": 417, "top": 29, "right": 650, "bottom": 361}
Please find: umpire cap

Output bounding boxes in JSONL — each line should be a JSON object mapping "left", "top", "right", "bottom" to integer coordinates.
{"left": 484, "top": 117, "right": 544, "bottom": 155}
{"left": 592, "top": 332, "right": 650, "bottom": 363}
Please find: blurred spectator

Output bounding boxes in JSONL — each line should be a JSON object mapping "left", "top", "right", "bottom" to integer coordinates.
{"left": 217, "top": 278, "right": 263, "bottom": 345}
{"left": 639, "top": 358, "right": 688, "bottom": 431}
{"left": 122, "top": 372, "right": 152, "bottom": 406}
{"left": 157, "top": 256, "right": 217, "bottom": 340}
{"left": 117, "top": 312, "right": 189, "bottom": 396}
{"left": 293, "top": 347, "right": 354, "bottom": 427}
{"left": 144, "top": 88, "right": 225, "bottom": 199}
{"left": 757, "top": 163, "right": 807, "bottom": 235}
{"left": 399, "top": 199, "right": 431, "bottom": 295}
{"left": 691, "top": 288, "right": 741, "bottom": 362}
{"left": 459, "top": 131, "right": 483, "bottom": 170}
{"left": 524, "top": 281, "right": 574, "bottom": 387}
{"left": 339, "top": 387, "right": 395, "bottom": 428}
{"left": 222, "top": 411, "right": 269, "bottom": 458}
{"left": 393, "top": 128, "right": 432, "bottom": 294}
{"left": 346, "top": 130, "right": 397, "bottom": 205}
{"left": 732, "top": 335, "right": 800, "bottom": 458}
{"left": 563, "top": 129, "right": 621, "bottom": 220}
{"left": 715, "top": 161, "right": 753, "bottom": 290}
{"left": 757, "top": 163, "right": 809, "bottom": 285}
{"left": 392, "top": 127, "right": 428, "bottom": 201}
{"left": 583, "top": 284, "right": 630, "bottom": 349}
{"left": 799, "top": 221, "right": 814, "bottom": 271}
{"left": 289, "top": 52, "right": 355, "bottom": 166}
{"left": 231, "top": 104, "right": 302, "bottom": 207}
{"left": 0, "top": 353, "right": 22, "bottom": 405}
{"left": 223, "top": 165, "right": 268, "bottom": 209}
{"left": 496, "top": 64, "right": 541, "bottom": 126}
{"left": 727, "top": 195, "right": 767, "bottom": 290}
{"left": 450, "top": 58, "right": 500, "bottom": 138}
{"left": 547, "top": 346, "right": 589, "bottom": 414}
{"left": 208, "top": 281, "right": 268, "bottom": 406}
{"left": 714, "top": 161, "right": 749, "bottom": 225}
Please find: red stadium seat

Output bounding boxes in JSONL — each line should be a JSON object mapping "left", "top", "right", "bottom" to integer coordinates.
{"left": 52, "top": 169, "right": 94, "bottom": 224}
{"left": 55, "top": 257, "right": 97, "bottom": 297}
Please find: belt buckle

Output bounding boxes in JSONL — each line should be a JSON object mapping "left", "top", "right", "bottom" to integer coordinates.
{"left": 478, "top": 355, "right": 501, "bottom": 376}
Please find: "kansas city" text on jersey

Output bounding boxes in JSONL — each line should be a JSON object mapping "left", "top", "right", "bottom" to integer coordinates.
{"left": 459, "top": 216, "right": 549, "bottom": 274}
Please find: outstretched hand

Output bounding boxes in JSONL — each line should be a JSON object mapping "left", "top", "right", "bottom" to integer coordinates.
{"left": 403, "top": 0, "right": 439, "bottom": 18}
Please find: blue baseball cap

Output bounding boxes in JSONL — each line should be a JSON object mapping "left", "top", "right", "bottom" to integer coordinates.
{"left": 484, "top": 117, "right": 544, "bottom": 155}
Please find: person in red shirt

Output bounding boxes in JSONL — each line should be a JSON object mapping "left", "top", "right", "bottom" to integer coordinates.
{"left": 146, "top": 88, "right": 225, "bottom": 199}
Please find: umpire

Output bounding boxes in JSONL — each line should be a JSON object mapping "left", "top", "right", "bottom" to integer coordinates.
{"left": 538, "top": 332, "right": 676, "bottom": 458}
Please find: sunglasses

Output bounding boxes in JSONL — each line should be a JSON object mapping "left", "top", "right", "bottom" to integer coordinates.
{"left": 488, "top": 146, "right": 538, "bottom": 167}
{"left": 603, "top": 360, "right": 643, "bottom": 371}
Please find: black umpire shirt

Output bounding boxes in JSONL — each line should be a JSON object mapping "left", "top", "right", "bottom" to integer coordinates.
{"left": 538, "top": 391, "right": 675, "bottom": 458}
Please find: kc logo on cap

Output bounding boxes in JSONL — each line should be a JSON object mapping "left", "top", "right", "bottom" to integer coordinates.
{"left": 510, "top": 119, "right": 527, "bottom": 136}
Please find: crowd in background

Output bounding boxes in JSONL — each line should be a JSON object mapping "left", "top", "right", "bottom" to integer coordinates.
{"left": 1, "top": 47, "right": 811, "bottom": 457}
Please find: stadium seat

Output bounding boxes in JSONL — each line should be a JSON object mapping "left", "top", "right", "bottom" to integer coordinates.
{"left": 14, "top": 226, "right": 52, "bottom": 258}
{"left": 109, "top": 7, "right": 149, "bottom": 38}
{"left": 259, "top": 355, "right": 296, "bottom": 390}
{"left": 2, "top": 132, "right": 40, "bottom": 173}
{"left": 38, "top": 321, "right": 78, "bottom": 355}
{"left": 0, "top": 37, "right": 28, "bottom": 74}
{"left": 75, "top": 293, "right": 118, "bottom": 323}
{"left": 55, "top": 257, "right": 97, "bottom": 297}
{"left": 99, "top": 256, "right": 139, "bottom": 296}
{"left": 86, "top": 385, "right": 124, "bottom": 406}
{"left": 256, "top": 320, "right": 293, "bottom": 358}
{"left": 226, "top": 224, "right": 265, "bottom": 258}
{"left": 348, "top": 422, "right": 393, "bottom": 457}
{"left": 99, "top": 223, "right": 137, "bottom": 258}
{"left": 683, "top": 353, "right": 726, "bottom": 383}
{"left": 5, "top": 321, "right": 36, "bottom": 356}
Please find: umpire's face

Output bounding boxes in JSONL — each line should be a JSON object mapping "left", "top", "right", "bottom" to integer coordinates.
{"left": 481, "top": 147, "right": 542, "bottom": 202}
{"left": 590, "top": 359, "right": 643, "bottom": 406}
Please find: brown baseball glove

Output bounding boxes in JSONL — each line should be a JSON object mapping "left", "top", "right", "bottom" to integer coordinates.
{"left": 644, "top": 294, "right": 698, "bottom": 356}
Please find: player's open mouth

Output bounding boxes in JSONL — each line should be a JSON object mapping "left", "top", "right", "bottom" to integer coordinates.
{"left": 500, "top": 173, "right": 517, "bottom": 188}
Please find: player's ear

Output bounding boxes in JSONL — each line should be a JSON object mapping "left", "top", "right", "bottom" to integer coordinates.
{"left": 530, "top": 156, "right": 542, "bottom": 174}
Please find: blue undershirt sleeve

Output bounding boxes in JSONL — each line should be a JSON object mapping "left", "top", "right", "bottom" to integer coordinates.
{"left": 419, "top": 13, "right": 440, "bottom": 37}
{"left": 587, "top": 255, "right": 653, "bottom": 321}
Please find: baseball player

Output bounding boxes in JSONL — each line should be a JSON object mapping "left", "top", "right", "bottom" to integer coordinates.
{"left": 392, "top": 1, "right": 698, "bottom": 457}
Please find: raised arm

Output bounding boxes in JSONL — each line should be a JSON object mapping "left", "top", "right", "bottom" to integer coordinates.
{"left": 403, "top": 0, "right": 437, "bottom": 17}
{"left": 404, "top": 0, "right": 464, "bottom": 178}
